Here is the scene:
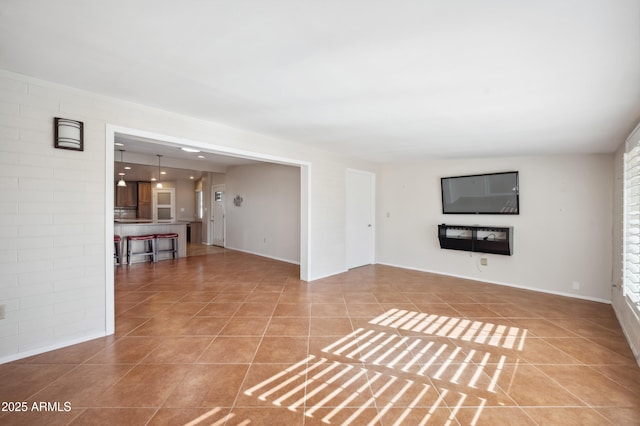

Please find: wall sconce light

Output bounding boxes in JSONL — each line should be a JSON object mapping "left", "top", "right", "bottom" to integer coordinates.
{"left": 54, "top": 117, "right": 84, "bottom": 151}
{"left": 233, "top": 195, "right": 243, "bottom": 207}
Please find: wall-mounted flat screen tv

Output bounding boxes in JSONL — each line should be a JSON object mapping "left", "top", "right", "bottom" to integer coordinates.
{"left": 441, "top": 171, "right": 519, "bottom": 215}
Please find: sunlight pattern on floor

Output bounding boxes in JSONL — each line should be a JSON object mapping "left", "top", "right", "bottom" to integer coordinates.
{"left": 183, "top": 407, "right": 235, "bottom": 426}
{"left": 242, "top": 307, "right": 528, "bottom": 425}
{"left": 243, "top": 354, "right": 477, "bottom": 425}
{"left": 368, "top": 309, "right": 528, "bottom": 350}
{"left": 321, "top": 327, "right": 507, "bottom": 390}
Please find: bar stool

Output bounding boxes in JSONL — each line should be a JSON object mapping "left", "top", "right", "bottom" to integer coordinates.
{"left": 114, "top": 235, "right": 122, "bottom": 265}
{"left": 155, "top": 233, "right": 179, "bottom": 260}
{"left": 127, "top": 235, "right": 156, "bottom": 265}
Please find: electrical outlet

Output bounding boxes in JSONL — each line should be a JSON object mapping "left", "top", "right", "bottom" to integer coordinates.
{"left": 572, "top": 281, "right": 580, "bottom": 290}
{"left": 0, "top": 304, "right": 5, "bottom": 320}
{"left": 480, "top": 258, "right": 488, "bottom": 266}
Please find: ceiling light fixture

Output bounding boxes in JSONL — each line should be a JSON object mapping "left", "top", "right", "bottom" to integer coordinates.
{"left": 117, "top": 150, "right": 127, "bottom": 187}
{"left": 181, "top": 147, "right": 200, "bottom": 153}
{"left": 156, "top": 155, "right": 163, "bottom": 189}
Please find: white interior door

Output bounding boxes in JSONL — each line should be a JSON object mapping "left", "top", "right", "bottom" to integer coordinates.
{"left": 152, "top": 188, "right": 175, "bottom": 223}
{"left": 211, "top": 184, "right": 225, "bottom": 247}
{"left": 346, "top": 169, "right": 375, "bottom": 269}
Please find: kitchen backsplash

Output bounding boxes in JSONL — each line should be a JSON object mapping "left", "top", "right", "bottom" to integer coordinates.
{"left": 114, "top": 207, "right": 137, "bottom": 219}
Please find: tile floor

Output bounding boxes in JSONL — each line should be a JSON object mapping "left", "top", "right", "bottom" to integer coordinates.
{"left": 1, "top": 249, "right": 640, "bottom": 425}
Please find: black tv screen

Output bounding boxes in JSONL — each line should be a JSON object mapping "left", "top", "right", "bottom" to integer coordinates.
{"left": 441, "top": 171, "right": 519, "bottom": 214}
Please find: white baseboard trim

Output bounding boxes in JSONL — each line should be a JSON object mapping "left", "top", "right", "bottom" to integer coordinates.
{"left": 309, "top": 269, "right": 349, "bottom": 282}
{"left": 224, "top": 246, "right": 300, "bottom": 265}
{"left": 0, "top": 331, "right": 110, "bottom": 364}
{"left": 376, "top": 261, "right": 612, "bottom": 304}
{"left": 221, "top": 247, "right": 347, "bottom": 282}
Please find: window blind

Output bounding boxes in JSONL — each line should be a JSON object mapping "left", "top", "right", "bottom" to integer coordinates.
{"left": 624, "top": 123, "right": 640, "bottom": 316}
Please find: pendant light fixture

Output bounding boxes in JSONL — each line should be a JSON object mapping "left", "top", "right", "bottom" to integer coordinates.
{"left": 156, "top": 155, "right": 163, "bottom": 189}
{"left": 117, "top": 149, "right": 127, "bottom": 187}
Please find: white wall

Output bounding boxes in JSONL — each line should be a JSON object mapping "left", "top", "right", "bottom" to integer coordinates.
{"left": 377, "top": 154, "right": 614, "bottom": 301}
{"left": 175, "top": 179, "right": 196, "bottom": 221}
{"left": 224, "top": 163, "right": 300, "bottom": 263}
{"left": 0, "top": 69, "right": 375, "bottom": 362}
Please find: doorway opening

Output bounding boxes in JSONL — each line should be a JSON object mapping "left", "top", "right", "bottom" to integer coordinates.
{"left": 105, "top": 124, "right": 311, "bottom": 334}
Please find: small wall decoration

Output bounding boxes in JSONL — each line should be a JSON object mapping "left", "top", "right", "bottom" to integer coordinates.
{"left": 54, "top": 117, "right": 84, "bottom": 151}
{"left": 233, "top": 195, "right": 243, "bottom": 207}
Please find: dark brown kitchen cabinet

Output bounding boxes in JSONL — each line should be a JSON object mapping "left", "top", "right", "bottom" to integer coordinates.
{"left": 115, "top": 183, "right": 137, "bottom": 207}
{"left": 137, "top": 182, "right": 152, "bottom": 219}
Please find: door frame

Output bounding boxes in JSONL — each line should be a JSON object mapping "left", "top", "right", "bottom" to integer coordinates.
{"left": 210, "top": 184, "right": 226, "bottom": 246}
{"left": 105, "top": 124, "right": 311, "bottom": 335}
{"left": 346, "top": 168, "right": 376, "bottom": 269}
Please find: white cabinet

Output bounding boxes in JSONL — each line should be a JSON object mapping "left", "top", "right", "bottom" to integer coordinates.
{"left": 153, "top": 188, "right": 175, "bottom": 223}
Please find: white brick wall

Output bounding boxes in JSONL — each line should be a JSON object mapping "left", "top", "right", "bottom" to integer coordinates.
{"left": 0, "top": 69, "right": 376, "bottom": 362}
{"left": 0, "top": 72, "right": 107, "bottom": 361}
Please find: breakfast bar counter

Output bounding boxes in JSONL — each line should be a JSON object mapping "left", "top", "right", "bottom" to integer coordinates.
{"left": 114, "top": 221, "right": 187, "bottom": 263}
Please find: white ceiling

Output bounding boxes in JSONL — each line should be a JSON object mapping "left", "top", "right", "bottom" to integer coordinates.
{"left": 113, "top": 133, "right": 261, "bottom": 182}
{"left": 1, "top": 0, "right": 639, "bottom": 162}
